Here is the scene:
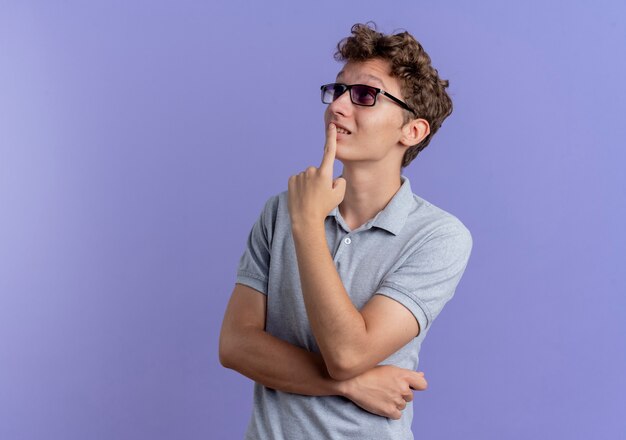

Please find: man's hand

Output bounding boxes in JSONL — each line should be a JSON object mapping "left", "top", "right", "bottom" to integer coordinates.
{"left": 288, "top": 123, "right": 346, "bottom": 227}
{"left": 339, "top": 366, "right": 428, "bottom": 420}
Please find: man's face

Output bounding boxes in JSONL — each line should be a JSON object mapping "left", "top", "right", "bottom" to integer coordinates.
{"left": 323, "top": 58, "right": 409, "bottom": 166}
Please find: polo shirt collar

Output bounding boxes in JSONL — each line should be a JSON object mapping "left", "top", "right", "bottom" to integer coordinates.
{"left": 326, "top": 175, "right": 414, "bottom": 236}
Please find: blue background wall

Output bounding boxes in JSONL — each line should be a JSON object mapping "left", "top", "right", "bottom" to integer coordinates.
{"left": 1, "top": 1, "right": 625, "bottom": 438}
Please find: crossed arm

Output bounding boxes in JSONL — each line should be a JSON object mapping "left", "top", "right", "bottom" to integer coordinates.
{"left": 220, "top": 201, "right": 427, "bottom": 419}
{"left": 219, "top": 283, "right": 427, "bottom": 420}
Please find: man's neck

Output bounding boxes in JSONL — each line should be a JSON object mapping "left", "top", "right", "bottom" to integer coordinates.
{"left": 337, "top": 164, "right": 403, "bottom": 231}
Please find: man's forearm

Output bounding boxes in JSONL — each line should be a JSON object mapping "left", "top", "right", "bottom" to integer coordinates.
{"left": 220, "top": 325, "right": 345, "bottom": 397}
{"left": 291, "top": 221, "right": 369, "bottom": 375}
{"left": 220, "top": 326, "right": 426, "bottom": 420}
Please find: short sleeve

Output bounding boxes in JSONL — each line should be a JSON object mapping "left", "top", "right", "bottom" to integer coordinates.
{"left": 235, "top": 196, "right": 277, "bottom": 295}
{"left": 375, "top": 221, "right": 473, "bottom": 335}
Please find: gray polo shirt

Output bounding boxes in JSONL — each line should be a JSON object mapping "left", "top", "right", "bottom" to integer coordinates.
{"left": 235, "top": 174, "right": 472, "bottom": 440}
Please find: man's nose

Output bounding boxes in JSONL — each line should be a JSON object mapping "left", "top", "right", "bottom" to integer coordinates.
{"left": 328, "top": 89, "right": 353, "bottom": 115}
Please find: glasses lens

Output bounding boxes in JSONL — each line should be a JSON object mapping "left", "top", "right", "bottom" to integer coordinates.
{"left": 321, "top": 84, "right": 345, "bottom": 104}
{"left": 351, "top": 85, "right": 377, "bottom": 106}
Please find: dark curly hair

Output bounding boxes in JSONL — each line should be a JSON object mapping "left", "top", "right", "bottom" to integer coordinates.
{"left": 334, "top": 22, "right": 453, "bottom": 169}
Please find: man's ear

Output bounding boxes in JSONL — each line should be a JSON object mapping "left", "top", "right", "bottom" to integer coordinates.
{"left": 400, "top": 118, "right": 430, "bottom": 147}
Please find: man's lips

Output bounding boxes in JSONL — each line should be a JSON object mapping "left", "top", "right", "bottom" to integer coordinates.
{"left": 331, "top": 122, "right": 352, "bottom": 134}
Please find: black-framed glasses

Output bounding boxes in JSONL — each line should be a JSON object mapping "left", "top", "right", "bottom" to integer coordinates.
{"left": 320, "top": 83, "right": 416, "bottom": 115}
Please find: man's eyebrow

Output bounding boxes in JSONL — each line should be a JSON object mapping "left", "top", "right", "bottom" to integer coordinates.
{"left": 336, "top": 72, "right": 387, "bottom": 89}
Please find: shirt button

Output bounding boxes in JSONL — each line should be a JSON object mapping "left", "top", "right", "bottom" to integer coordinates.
{"left": 344, "top": 237, "right": 352, "bottom": 245}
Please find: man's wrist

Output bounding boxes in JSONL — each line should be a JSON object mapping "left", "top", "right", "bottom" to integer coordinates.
{"left": 290, "top": 219, "right": 325, "bottom": 237}
{"left": 335, "top": 376, "right": 354, "bottom": 399}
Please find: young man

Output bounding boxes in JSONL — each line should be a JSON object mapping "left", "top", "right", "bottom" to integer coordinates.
{"left": 219, "top": 23, "right": 472, "bottom": 439}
